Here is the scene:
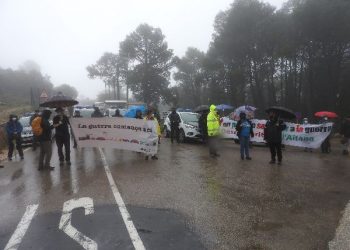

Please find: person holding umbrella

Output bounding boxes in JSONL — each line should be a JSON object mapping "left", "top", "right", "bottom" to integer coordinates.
{"left": 264, "top": 111, "right": 287, "bottom": 165}
{"left": 53, "top": 107, "right": 71, "bottom": 166}
{"left": 38, "top": 110, "right": 55, "bottom": 171}
{"left": 236, "top": 112, "right": 254, "bottom": 160}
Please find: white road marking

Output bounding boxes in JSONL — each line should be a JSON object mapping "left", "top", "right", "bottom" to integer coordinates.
{"left": 4, "top": 204, "right": 39, "bottom": 250}
{"left": 99, "top": 147, "right": 146, "bottom": 250}
{"left": 59, "top": 197, "right": 97, "bottom": 250}
{"left": 329, "top": 201, "right": 350, "bottom": 250}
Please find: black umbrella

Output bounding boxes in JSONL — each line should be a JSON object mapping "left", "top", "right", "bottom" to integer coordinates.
{"left": 40, "top": 92, "right": 78, "bottom": 108}
{"left": 266, "top": 106, "right": 296, "bottom": 120}
{"left": 194, "top": 105, "right": 209, "bottom": 113}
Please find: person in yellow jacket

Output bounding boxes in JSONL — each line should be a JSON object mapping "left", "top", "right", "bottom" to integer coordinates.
{"left": 207, "top": 104, "right": 221, "bottom": 157}
{"left": 144, "top": 110, "right": 161, "bottom": 160}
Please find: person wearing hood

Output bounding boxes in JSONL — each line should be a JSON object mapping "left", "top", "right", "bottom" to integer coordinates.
{"left": 53, "top": 107, "right": 71, "bottom": 166}
{"left": 207, "top": 105, "right": 221, "bottom": 157}
{"left": 91, "top": 107, "right": 104, "bottom": 118}
{"left": 6, "top": 114, "right": 24, "bottom": 160}
{"left": 168, "top": 107, "right": 181, "bottom": 143}
{"left": 264, "top": 111, "right": 286, "bottom": 165}
{"left": 38, "top": 110, "right": 55, "bottom": 171}
{"left": 236, "top": 112, "right": 254, "bottom": 160}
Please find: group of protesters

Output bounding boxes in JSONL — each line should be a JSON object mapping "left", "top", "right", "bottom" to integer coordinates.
{"left": 198, "top": 105, "right": 350, "bottom": 164}
{"left": 5, "top": 103, "right": 350, "bottom": 168}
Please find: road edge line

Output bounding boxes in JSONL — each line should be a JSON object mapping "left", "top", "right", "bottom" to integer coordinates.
{"left": 4, "top": 204, "right": 39, "bottom": 250}
{"left": 98, "top": 147, "right": 146, "bottom": 250}
{"left": 329, "top": 201, "right": 350, "bottom": 250}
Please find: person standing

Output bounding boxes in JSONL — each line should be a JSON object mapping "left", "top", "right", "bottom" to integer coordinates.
{"left": 30, "top": 109, "right": 40, "bottom": 151}
{"left": 236, "top": 112, "right": 254, "bottom": 160}
{"left": 38, "top": 110, "right": 54, "bottom": 171}
{"left": 302, "top": 118, "right": 312, "bottom": 152}
{"left": 72, "top": 110, "right": 82, "bottom": 148}
{"left": 91, "top": 107, "right": 104, "bottom": 118}
{"left": 340, "top": 116, "right": 350, "bottom": 155}
{"left": 264, "top": 112, "right": 286, "bottom": 165}
{"left": 320, "top": 117, "right": 331, "bottom": 153}
{"left": 53, "top": 107, "right": 71, "bottom": 166}
{"left": 198, "top": 110, "right": 208, "bottom": 143}
{"left": 113, "top": 109, "right": 123, "bottom": 117}
{"left": 135, "top": 110, "right": 143, "bottom": 119}
{"left": 168, "top": 108, "right": 181, "bottom": 143}
{"left": 207, "top": 105, "right": 221, "bottom": 158}
{"left": 144, "top": 110, "right": 161, "bottom": 160}
{"left": 6, "top": 114, "right": 24, "bottom": 161}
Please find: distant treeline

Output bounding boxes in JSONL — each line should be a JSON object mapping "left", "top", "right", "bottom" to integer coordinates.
{"left": 90, "top": 0, "right": 350, "bottom": 118}
{"left": 174, "top": 0, "right": 350, "bottom": 117}
{"left": 0, "top": 67, "right": 53, "bottom": 107}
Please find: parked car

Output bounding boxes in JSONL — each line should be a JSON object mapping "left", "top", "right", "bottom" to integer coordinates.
{"left": 164, "top": 112, "right": 201, "bottom": 143}
{"left": 19, "top": 116, "right": 34, "bottom": 146}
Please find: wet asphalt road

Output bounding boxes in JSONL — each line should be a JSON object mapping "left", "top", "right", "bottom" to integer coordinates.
{"left": 1, "top": 138, "right": 350, "bottom": 250}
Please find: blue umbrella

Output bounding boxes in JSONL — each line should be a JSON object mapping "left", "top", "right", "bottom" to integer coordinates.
{"left": 124, "top": 105, "right": 146, "bottom": 118}
{"left": 216, "top": 104, "right": 234, "bottom": 111}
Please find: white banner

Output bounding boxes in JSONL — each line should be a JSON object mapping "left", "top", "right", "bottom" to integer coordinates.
{"left": 220, "top": 117, "right": 333, "bottom": 148}
{"left": 70, "top": 117, "right": 158, "bottom": 154}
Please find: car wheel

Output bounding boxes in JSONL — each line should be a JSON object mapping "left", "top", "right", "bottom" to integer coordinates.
{"left": 164, "top": 126, "right": 170, "bottom": 138}
{"left": 179, "top": 129, "right": 186, "bottom": 143}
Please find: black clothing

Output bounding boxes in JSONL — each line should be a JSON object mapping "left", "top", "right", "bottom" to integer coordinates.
{"left": 169, "top": 112, "right": 181, "bottom": 143}
{"left": 53, "top": 114, "right": 70, "bottom": 162}
{"left": 264, "top": 119, "right": 286, "bottom": 143}
{"left": 208, "top": 136, "right": 219, "bottom": 156}
{"left": 169, "top": 112, "right": 181, "bottom": 126}
{"left": 91, "top": 110, "right": 104, "bottom": 117}
{"left": 269, "top": 142, "right": 282, "bottom": 162}
{"left": 198, "top": 112, "right": 208, "bottom": 143}
{"left": 53, "top": 115, "right": 70, "bottom": 138}
{"left": 170, "top": 126, "right": 179, "bottom": 143}
{"left": 39, "top": 118, "right": 53, "bottom": 142}
{"left": 56, "top": 136, "right": 70, "bottom": 162}
{"left": 8, "top": 135, "right": 23, "bottom": 159}
{"left": 341, "top": 120, "right": 350, "bottom": 138}
{"left": 235, "top": 119, "right": 254, "bottom": 138}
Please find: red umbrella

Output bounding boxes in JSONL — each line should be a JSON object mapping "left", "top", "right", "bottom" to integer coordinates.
{"left": 314, "top": 111, "right": 338, "bottom": 118}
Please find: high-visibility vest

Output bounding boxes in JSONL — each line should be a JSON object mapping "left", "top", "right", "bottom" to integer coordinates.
{"left": 207, "top": 112, "right": 220, "bottom": 137}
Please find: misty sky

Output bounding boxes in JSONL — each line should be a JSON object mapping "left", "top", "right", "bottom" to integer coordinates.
{"left": 0, "top": 0, "right": 285, "bottom": 99}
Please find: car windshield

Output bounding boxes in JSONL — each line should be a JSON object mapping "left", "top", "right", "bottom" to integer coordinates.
{"left": 180, "top": 113, "right": 199, "bottom": 123}
{"left": 19, "top": 117, "right": 31, "bottom": 127}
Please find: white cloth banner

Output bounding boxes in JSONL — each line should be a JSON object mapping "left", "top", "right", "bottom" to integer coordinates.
{"left": 220, "top": 117, "right": 333, "bottom": 148}
{"left": 70, "top": 117, "right": 158, "bottom": 154}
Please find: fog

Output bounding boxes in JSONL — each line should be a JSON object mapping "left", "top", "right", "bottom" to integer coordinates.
{"left": 0, "top": 0, "right": 284, "bottom": 99}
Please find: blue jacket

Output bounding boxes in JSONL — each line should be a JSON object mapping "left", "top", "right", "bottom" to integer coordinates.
{"left": 6, "top": 121, "right": 23, "bottom": 137}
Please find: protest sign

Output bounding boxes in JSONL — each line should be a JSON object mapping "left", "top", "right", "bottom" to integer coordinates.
{"left": 220, "top": 117, "right": 332, "bottom": 148}
{"left": 70, "top": 117, "right": 158, "bottom": 154}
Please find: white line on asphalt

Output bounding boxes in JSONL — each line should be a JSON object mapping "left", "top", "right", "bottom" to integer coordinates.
{"left": 98, "top": 147, "right": 146, "bottom": 250}
{"left": 4, "top": 204, "right": 39, "bottom": 250}
{"left": 59, "top": 197, "right": 97, "bottom": 250}
{"left": 329, "top": 201, "right": 350, "bottom": 250}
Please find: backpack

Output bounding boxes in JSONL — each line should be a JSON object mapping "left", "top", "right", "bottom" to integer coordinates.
{"left": 31, "top": 117, "right": 43, "bottom": 136}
